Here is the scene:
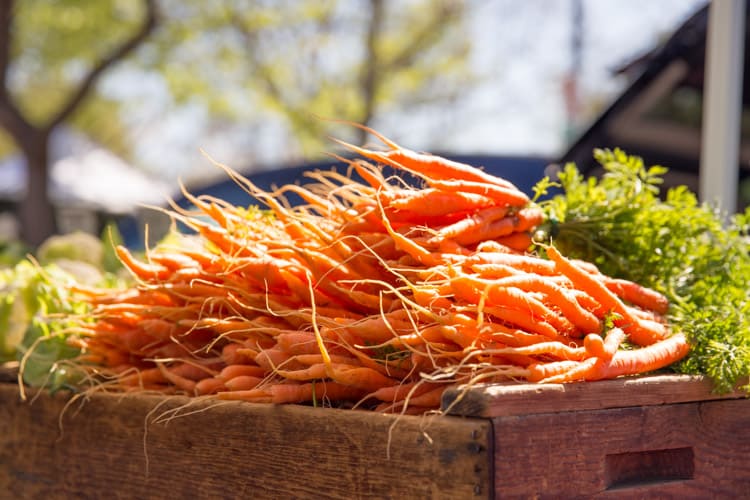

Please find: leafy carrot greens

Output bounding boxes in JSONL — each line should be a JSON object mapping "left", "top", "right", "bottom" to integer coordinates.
{"left": 535, "top": 148, "right": 750, "bottom": 392}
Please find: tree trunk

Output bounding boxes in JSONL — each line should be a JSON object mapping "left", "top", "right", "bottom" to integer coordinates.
{"left": 18, "top": 133, "right": 56, "bottom": 247}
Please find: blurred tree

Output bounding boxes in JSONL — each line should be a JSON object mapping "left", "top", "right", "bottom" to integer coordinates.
{"left": 0, "top": 0, "right": 470, "bottom": 244}
{"left": 150, "top": 0, "right": 471, "bottom": 158}
{"left": 0, "top": 0, "right": 157, "bottom": 246}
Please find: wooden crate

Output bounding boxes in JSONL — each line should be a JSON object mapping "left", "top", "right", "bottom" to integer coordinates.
{"left": 1, "top": 372, "right": 748, "bottom": 499}
{"left": 443, "top": 374, "right": 750, "bottom": 498}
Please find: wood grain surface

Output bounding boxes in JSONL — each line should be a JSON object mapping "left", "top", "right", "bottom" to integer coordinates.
{"left": 492, "top": 399, "right": 750, "bottom": 498}
{"left": 442, "top": 374, "right": 748, "bottom": 417}
{"left": 0, "top": 383, "right": 491, "bottom": 500}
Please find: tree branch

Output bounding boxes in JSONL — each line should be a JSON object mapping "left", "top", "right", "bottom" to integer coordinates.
{"left": 384, "top": 2, "right": 462, "bottom": 72}
{"left": 45, "top": 0, "right": 159, "bottom": 131}
{"left": 0, "top": 0, "right": 12, "bottom": 87}
{"left": 0, "top": 0, "right": 36, "bottom": 147}
{"left": 359, "top": 0, "right": 384, "bottom": 139}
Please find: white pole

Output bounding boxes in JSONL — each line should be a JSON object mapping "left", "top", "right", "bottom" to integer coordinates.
{"left": 699, "top": 0, "right": 746, "bottom": 213}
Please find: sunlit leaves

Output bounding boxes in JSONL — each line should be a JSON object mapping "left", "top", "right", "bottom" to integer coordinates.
{"left": 10, "top": 0, "right": 147, "bottom": 124}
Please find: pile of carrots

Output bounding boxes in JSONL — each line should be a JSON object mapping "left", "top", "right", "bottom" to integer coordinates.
{"left": 66, "top": 126, "right": 689, "bottom": 414}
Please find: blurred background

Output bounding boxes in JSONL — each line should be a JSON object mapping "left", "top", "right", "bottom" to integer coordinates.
{"left": 0, "top": 0, "right": 718, "bottom": 248}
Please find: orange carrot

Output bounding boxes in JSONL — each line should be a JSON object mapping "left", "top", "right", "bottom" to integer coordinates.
{"left": 221, "top": 343, "right": 256, "bottom": 365}
{"left": 484, "top": 341, "right": 587, "bottom": 361}
{"left": 526, "top": 360, "right": 581, "bottom": 382}
{"left": 492, "top": 274, "right": 602, "bottom": 334}
{"left": 546, "top": 245, "right": 666, "bottom": 346}
{"left": 450, "top": 274, "right": 576, "bottom": 335}
{"left": 584, "top": 328, "right": 626, "bottom": 361}
{"left": 328, "top": 365, "right": 399, "bottom": 391}
{"left": 218, "top": 364, "right": 267, "bottom": 381}
{"left": 195, "top": 376, "right": 227, "bottom": 395}
{"left": 538, "top": 332, "right": 689, "bottom": 383}
{"left": 426, "top": 206, "right": 510, "bottom": 244}
{"left": 224, "top": 375, "right": 263, "bottom": 391}
{"left": 603, "top": 277, "right": 670, "bottom": 316}
{"left": 156, "top": 363, "right": 197, "bottom": 393}
{"left": 483, "top": 305, "right": 563, "bottom": 339}
{"left": 332, "top": 133, "right": 520, "bottom": 190}
{"left": 218, "top": 381, "right": 367, "bottom": 404}
{"left": 381, "top": 188, "right": 496, "bottom": 215}
{"left": 467, "top": 252, "right": 556, "bottom": 275}
{"left": 426, "top": 179, "right": 529, "bottom": 206}
{"left": 368, "top": 380, "right": 443, "bottom": 402}
{"left": 602, "top": 332, "right": 689, "bottom": 378}
{"left": 493, "top": 231, "right": 534, "bottom": 252}
{"left": 115, "top": 245, "right": 171, "bottom": 281}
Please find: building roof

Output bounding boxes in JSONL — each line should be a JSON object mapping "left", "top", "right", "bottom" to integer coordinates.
{"left": 560, "top": 2, "right": 750, "bottom": 198}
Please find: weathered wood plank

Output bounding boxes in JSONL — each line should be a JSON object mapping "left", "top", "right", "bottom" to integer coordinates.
{"left": 0, "top": 383, "right": 491, "bottom": 499}
{"left": 442, "top": 374, "right": 749, "bottom": 417}
{"left": 492, "top": 399, "right": 750, "bottom": 498}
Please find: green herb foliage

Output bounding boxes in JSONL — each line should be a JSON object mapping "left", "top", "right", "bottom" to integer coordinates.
{"left": 535, "top": 148, "right": 750, "bottom": 393}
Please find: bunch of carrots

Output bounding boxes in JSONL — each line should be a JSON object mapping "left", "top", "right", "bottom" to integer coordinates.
{"left": 61, "top": 125, "right": 689, "bottom": 414}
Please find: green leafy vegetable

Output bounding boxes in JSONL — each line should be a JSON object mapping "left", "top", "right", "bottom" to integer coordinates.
{"left": 1, "top": 230, "right": 130, "bottom": 390}
{"left": 535, "top": 148, "right": 750, "bottom": 392}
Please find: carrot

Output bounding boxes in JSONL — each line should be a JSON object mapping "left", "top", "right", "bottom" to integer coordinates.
{"left": 148, "top": 251, "right": 202, "bottom": 271}
{"left": 156, "top": 363, "right": 197, "bottom": 393}
{"left": 291, "top": 353, "right": 359, "bottom": 366}
{"left": 169, "top": 362, "right": 217, "bottom": 381}
{"left": 254, "top": 348, "right": 296, "bottom": 371}
{"left": 453, "top": 216, "right": 516, "bottom": 246}
{"left": 483, "top": 341, "right": 587, "bottom": 361}
{"left": 450, "top": 274, "right": 576, "bottom": 335}
{"left": 378, "top": 324, "right": 455, "bottom": 349}
{"left": 275, "top": 331, "right": 321, "bottom": 355}
{"left": 602, "top": 332, "right": 689, "bottom": 378}
{"left": 69, "top": 125, "right": 688, "bottom": 412}
{"left": 401, "top": 385, "right": 447, "bottom": 408}
{"left": 467, "top": 252, "right": 556, "bottom": 275}
{"left": 224, "top": 375, "right": 263, "bottom": 391}
{"left": 351, "top": 158, "right": 390, "bottom": 190}
{"left": 545, "top": 245, "right": 666, "bottom": 346}
{"left": 115, "top": 245, "right": 171, "bottom": 281}
{"left": 368, "top": 380, "right": 443, "bottom": 403}
{"left": 218, "top": 364, "right": 267, "bottom": 381}
{"left": 426, "top": 179, "right": 529, "bottom": 206}
{"left": 584, "top": 328, "right": 626, "bottom": 361}
{"left": 276, "top": 363, "right": 332, "bottom": 381}
{"left": 467, "top": 262, "right": 521, "bottom": 279}
{"left": 603, "top": 277, "right": 670, "bottom": 315}
{"left": 493, "top": 231, "right": 534, "bottom": 253}
{"left": 526, "top": 360, "right": 581, "bottom": 382}
{"left": 426, "top": 206, "right": 510, "bottom": 244}
{"left": 217, "top": 381, "right": 367, "bottom": 404}
{"left": 336, "top": 315, "right": 417, "bottom": 344}
{"left": 221, "top": 343, "right": 256, "bottom": 365}
{"left": 381, "top": 188, "right": 496, "bottom": 215}
{"left": 491, "top": 274, "right": 602, "bottom": 334}
{"left": 332, "top": 132, "right": 520, "bottom": 190}
{"left": 194, "top": 376, "right": 227, "bottom": 395}
{"left": 411, "top": 287, "right": 453, "bottom": 310}
{"left": 139, "top": 318, "right": 178, "bottom": 342}
{"left": 538, "top": 332, "right": 689, "bottom": 383}
{"left": 329, "top": 365, "right": 399, "bottom": 391}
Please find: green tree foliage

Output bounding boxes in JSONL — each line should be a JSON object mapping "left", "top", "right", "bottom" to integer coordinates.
{"left": 0, "top": 0, "right": 157, "bottom": 246}
{"left": 148, "top": 0, "right": 472, "bottom": 156}
{"left": 1, "top": 0, "right": 471, "bottom": 245}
